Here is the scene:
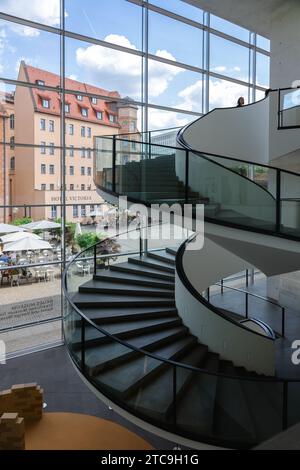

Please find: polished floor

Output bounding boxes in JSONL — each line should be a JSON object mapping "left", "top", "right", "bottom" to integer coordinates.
{"left": 0, "top": 346, "right": 176, "bottom": 450}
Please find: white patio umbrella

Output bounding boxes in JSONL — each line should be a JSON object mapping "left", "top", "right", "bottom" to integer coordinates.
{"left": 0, "top": 231, "right": 41, "bottom": 244}
{"left": 0, "top": 223, "right": 26, "bottom": 235}
{"left": 3, "top": 238, "right": 52, "bottom": 252}
{"left": 21, "top": 220, "right": 61, "bottom": 230}
{"left": 75, "top": 222, "right": 82, "bottom": 237}
{"left": 89, "top": 210, "right": 102, "bottom": 217}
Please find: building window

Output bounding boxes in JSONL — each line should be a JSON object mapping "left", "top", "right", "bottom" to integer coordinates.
{"left": 87, "top": 184, "right": 92, "bottom": 190}
{"left": 41, "top": 164, "right": 46, "bottom": 174}
{"left": 51, "top": 205, "right": 57, "bottom": 219}
{"left": 36, "top": 79, "right": 45, "bottom": 86}
{"left": 132, "top": 141, "right": 136, "bottom": 150}
{"left": 9, "top": 114, "right": 14, "bottom": 129}
{"left": 41, "top": 141, "right": 46, "bottom": 154}
{"left": 87, "top": 149, "right": 91, "bottom": 159}
{"left": 10, "top": 157, "right": 15, "bottom": 170}
{"left": 87, "top": 167, "right": 92, "bottom": 176}
{"left": 42, "top": 99, "right": 50, "bottom": 109}
{"left": 96, "top": 111, "right": 103, "bottom": 120}
{"left": 81, "top": 166, "right": 85, "bottom": 176}
{"left": 69, "top": 145, "right": 74, "bottom": 157}
{"left": 49, "top": 143, "right": 55, "bottom": 155}
{"left": 77, "top": 95, "right": 83, "bottom": 101}
{"left": 81, "top": 205, "right": 86, "bottom": 217}
{"left": 40, "top": 118, "right": 46, "bottom": 130}
{"left": 49, "top": 164, "right": 55, "bottom": 175}
{"left": 87, "top": 127, "right": 91, "bottom": 138}
{"left": 109, "top": 114, "right": 115, "bottom": 123}
{"left": 81, "top": 126, "right": 85, "bottom": 137}
{"left": 81, "top": 184, "right": 85, "bottom": 191}
{"left": 70, "top": 166, "right": 74, "bottom": 175}
{"left": 81, "top": 148, "right": 85, "bottom": 158}
{"left": 10, "top": 137, "right": 15, "bottom": 149}
{"left": 49, "top": 120, "right": 54, "bottom": 132}
{"left": 50, "top": 184, "right": 54, "bottom": 190}
{"left": 91, "top": 97, "right": 97, "bottom": 105}
{"left": 90, "top": 204, "right": 95, "bottom": 212}
{"left": 65, "top": 103, "right": 70, "bottom": 113}
{"left": 70, "top": 184, "right": 74, "bottom": 191}
{"left": 41, "top": 184, "right": 46, "bottom": 190}
{"left": 69, "top": 124, "right": 74, "bottom": 135}
{"left": 130, "top": 121, "right": 136, "bottom": 132}
{"left": 73, "top": 205, "right": 78, "bottom": 218}
{"left": 81, "top": 108, "right": 88, "bottom": 117}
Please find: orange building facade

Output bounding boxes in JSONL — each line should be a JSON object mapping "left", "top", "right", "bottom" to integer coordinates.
{"left": 1, "top": 61, "right": 138, "bottom": 222}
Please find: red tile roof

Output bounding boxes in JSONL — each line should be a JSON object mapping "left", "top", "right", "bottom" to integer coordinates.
{"left": 24, "top": 63, "right": 121, "bottom": 127}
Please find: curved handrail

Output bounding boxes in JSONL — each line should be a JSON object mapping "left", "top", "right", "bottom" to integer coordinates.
{"left": 239, "top": 318, "right": 276, "bottom": 340}
{"left": 176, "top": 234, "right": 275, "bottom": 342}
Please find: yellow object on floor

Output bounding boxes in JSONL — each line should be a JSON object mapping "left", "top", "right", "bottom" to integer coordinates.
{"left": 25, "top": 412, "right": 153, "bottom": 450}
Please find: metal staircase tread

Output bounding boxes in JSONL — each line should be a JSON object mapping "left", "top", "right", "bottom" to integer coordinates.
{"left": 84, "top": 327, "right": 191, "bottom": 375}
{"left": 79, "top": 306, "right": 178, "bottom": 322}
{"left": 95, "top": 336, "right": 198, "bottom": 397}
{"left": 147, "top": 251, "right": 176, "bottom": 265}
{"left": 126, "top": 344, "right": 206, "bottom": 419}
{"left": 110, "top": 262, "right": 175, "bottom": 281}
{"left": 94, "top": 269, "right": 174, "bottom": 289}
{"left": 78, "top": 279, "right": 174, "bottom": 297}
{"left": 72, "top": 292, "right": 176, "bottom": 308}
{"left": 128, "top": 255, "right": 175, "bottom": 273}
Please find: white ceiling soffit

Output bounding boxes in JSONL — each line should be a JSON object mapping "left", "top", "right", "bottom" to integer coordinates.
{"left": 184, "top": 0, "right": 286, "bottom": 37}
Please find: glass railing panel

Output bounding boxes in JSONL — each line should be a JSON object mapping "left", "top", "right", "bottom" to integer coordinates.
{"left": 286, "top": 382, "right": 300, "bottom": 427}
{"left": 66, "top": 247, "right": 94, "bottom": 300}
{"left": 279, "top": 89, "right": 300, "bottom": 128}
{"left": 188, "top": 152, "right": 277, "bottom": 231}
{"left": 94, "top": 137, "right": 114, "bottom": 191}
{"left": 63, "top": 304, "right": 84, "bottom": 368}
{"left": 280, "top": 171, "right": 300, "bottom": 238}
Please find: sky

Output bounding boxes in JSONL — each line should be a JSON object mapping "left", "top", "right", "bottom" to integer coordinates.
{"left": 0, "top": 0, "right": 270, "bottom": 129}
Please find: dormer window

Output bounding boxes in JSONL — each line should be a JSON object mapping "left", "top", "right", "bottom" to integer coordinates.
{"left": 36, "top": 80, "right": 45, "bottom": 86}
{"left": 65, "top": 103, "right": 70, "bottom": 113}
{"left": 77, "top": 95, "right": 83, "bottom": 101}
{"left": 91, "top": 97, "right": 97, "bottom": 105}
{"left": 96, "top": 111, "right": 103, "bottom": 120}
{"left": 42, "top": 99, "right": 50, "bottom": 109}
{"left": 109, "top": 114, "right": 116, "bottom": 123}
{"left": 81, "top": 107, "right": 88, "bottom": 117}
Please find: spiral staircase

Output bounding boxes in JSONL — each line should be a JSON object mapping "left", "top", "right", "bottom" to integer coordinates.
{"left": 64, "top": 89, "right": 300, "bottom": 449}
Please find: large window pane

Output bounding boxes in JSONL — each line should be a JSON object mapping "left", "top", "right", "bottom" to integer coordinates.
{"left": 0, "top": 0, "right": 61, "bottom": 28}
{"left": 65, "top": 37, "right": 142, "bottom": 101}
{"left": 150, "top": 0, "right": 204, "bottom": 22}
{"left": 256, "top": 53, "right": 270, "bottom": 88}
{"left": 257, "top": 35, "right": 270, "bottom": 52}
{"left": 65, "top": 0, "right": 142, "bottom": 50}
{"left": 149, "top": 11, "right": 203, "bottom": 69}
{"left": 209, "top": 77, "right": 249, "bottom": 110}
{"left": 148, "top": 60, "right": 203, "bottom": 114}
{"left": 0, "top": 19, "right": 60, "bottom": 81}
{"left": 148, "top": 107, "right": 197, "bottom": 131}
{"left": 210, "top": 34, "right": 250, "bottom": 82}
{"left": 210, "top": 15, "right": 250, "bottom": 42}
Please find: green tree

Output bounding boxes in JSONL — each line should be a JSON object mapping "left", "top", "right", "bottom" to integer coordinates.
{"left": 12, "top": 217, "right": 32, "bottom": 226}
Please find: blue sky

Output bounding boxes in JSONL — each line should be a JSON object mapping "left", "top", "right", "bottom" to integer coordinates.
{"left": 0, "top": 0, "right": 270, "bottom": 127}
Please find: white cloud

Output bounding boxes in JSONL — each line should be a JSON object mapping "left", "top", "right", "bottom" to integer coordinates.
{"left": 76, "top": 34, "right": 182, "bottom": 99}
{"left": 68, "top": 74, "right": 78, "bottom": 81}
{"left": 148, "top": 108, "right": 190, "bottom": 131}
{"left": 213, "top": 66, "right": 227, "bottom": 73}
{"left": 1, "top": 0, "right": 61, "bottom": 36}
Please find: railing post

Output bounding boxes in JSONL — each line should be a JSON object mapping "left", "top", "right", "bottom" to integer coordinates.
{"left": 81, "top": 317, "right": 86, "bottom": 374}
{"left": 276, "top": 169, "right": 281, "bottom": 233}
{"left": 245, "top": 292, "right": 249, "bottom": 318}
{"left": 172, "top": 365, "right": 177, "bottom": 425}
{"left": 112, "top": 135, "right": 116, "bottom": 193}
{"left": 221, "top": 279, "right": 224, "bottom": 295}
{"left": 246, "top": 269, "right": 249, "bottom": 288}
{"left": 185, "top": 150, "right": 189, "bottom": 204}
{"left": 139, "top": 228, "right": 143, "bottom": 257}
{"left": 93, "top": 244, "right": 97, "bottom": 276}
{"left": 282, "top": 307, "right": 286, "bottom": 338}
{"left": 207, "top": 287, "right": 210, "bottom": 302}
{"left": 282, "top": 381, "right": 288, "bottom": 430}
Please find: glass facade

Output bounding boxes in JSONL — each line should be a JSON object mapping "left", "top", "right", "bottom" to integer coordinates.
{"left": 0, "top": 0, "right": 270, "bottom": 356}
